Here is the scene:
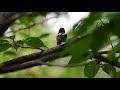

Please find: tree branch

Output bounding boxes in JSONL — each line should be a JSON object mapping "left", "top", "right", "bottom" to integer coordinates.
{"left": 94, "top": 54, "right": 120, "bottom": 68}
{"left": 0, "top": 45, "right": 64, "bottom": 67}
{"left": 0, "top": 50, "right": 116, "bottom": 75}
{"left": 0, "top": 12, "right": 21, "bottom": 37}
{"left": 0, "top": 12, "right": 120, "bottom": 75}
{"left": 37, "top": 61, "right": 86, "bottom": 67}
{"left": 5, "top": 12, "right": 68, "bottom": 34}
{"left": 0, "top": 32, "right": 91, "bottom": 68}
{"left": 0, "top": 29, "right": 119, "bottom": 74}
{"left": 0, "top": 51, "right": 68, "bottom": 74}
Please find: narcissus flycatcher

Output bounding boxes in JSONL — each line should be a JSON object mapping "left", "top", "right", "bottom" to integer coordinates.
{"left": 56, "top": 27, "right": 67, "bottom": 45}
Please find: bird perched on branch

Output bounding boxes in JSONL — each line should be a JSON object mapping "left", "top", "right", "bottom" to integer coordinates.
{"left": 56, "top": 27, "right": 67, "bottom": 45}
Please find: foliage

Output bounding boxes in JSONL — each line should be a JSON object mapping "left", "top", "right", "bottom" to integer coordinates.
{"left": 24, "top": 37, "right": 46, "bottom": 48}
{"left": 84, "top": 61, "right": 100, "bottom": 78}
{"left": 64, "top": 12, "right": 120, "bottom": 78}
{"left": 101, "top": 64, "right": 116, "bottom": 78}
{"left": 1, "top": 12, "right": 120, "bottom": 78}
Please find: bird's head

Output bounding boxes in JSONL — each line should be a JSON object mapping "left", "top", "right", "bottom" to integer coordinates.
{"left": 58, "top": 27, "right": 65, "bottom": 35}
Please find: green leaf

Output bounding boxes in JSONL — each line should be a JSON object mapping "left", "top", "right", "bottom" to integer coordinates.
{"left": 39, "top": 33, "right": 50, "bottom": 38}
{"left": 25, "top": 37, "right": 45, "bottom": 48}
{"left": 107, "top": 13, "right": 120, "bottom": 37}
{"left": 107, "top": 42, "right": 120, "bottom": 61}
{"left": 0, "top": 43, "right": 12, "bottom": 52}
{"left": 69, "top": 56, "right": 85, "bottom": 64}
{"left": 16, "top": 40, "right": 25, "bottom": 46}
{"left": 115, "top": 71, "right": 120, "bottom": 78}
{"left": 0, "top": 40, "right": 9, "bottom": 44}
{"left": 19, "top": 16, "right": 35, "bottom": 26}
{"left": 101, "top": 64, "right": 116, "bottom": 77}
{"left": 91, "top": 24, "right": 111, "bottom": 53}
{"left": 7, "top": 35, "right": 15, "bottom": 40}
{"left": 67, "top": 35, "right": 92, "bottom": 64}
{"left": 4, "top": 51, "right": 17, "bottom": 56}
{"left": 84, "top": 61, "right": 100, "bottom": 78}
{"left": 76, "top": 12, "right": 103, "bottom": 35}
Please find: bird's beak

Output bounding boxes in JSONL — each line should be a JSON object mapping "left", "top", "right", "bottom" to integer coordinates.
{"left": 58, "top": 33, "right": 62, "bottom": 35}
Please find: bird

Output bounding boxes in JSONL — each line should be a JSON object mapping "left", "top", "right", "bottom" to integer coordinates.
{"left": 56, "top": 27, "right": 67, "bottom": 45}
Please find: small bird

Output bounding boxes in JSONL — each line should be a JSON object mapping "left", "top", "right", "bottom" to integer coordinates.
{"left": 56, "top": 27, "right": 67, "bottom": 45}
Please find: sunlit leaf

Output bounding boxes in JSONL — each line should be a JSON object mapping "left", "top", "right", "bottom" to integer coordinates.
{"left": 4, "top": 51, "right": 17, "bottom": 56}
{"left": 101, "top": 64, "right": 116, "bottom": 77}
{"left": 0, "top": 40, "right": 9, "bottom": 44}
{"left": 25, "top": 37, "right": 46, "bottom": 48}
{"left": 84, "top": 61, "right": 100, "bottom": 78}
{"left": 0, "top": 43, "right": 12, "bottom": 52}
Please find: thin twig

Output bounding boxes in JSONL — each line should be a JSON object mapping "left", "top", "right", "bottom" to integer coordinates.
{"left": 0, "top": 50, "right": 119, "bottom": 75}
{"left": 0, "top": 51, "right": 68, "bottom": 74}
{"left": 39, "top": 61, "right": 86, "bottom": 67}
{"left": 19, "top": 46, "right": 44, "bottom": 51}
{"left": 5, "top": 13, "right": 67, "bottom": 34}
{"left": 94, "top": 54, "right": 120, "bottom": 68}
{"left": 0, "top": 45, "right": 64, "bottom": 67}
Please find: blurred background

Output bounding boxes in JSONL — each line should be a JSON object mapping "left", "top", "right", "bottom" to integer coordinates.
{"left": 0, "top": 12, "right": 110, "bottom": 78}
